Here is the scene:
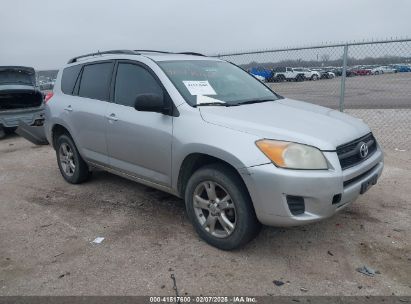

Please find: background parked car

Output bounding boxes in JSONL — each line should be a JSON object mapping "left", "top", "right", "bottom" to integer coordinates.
{"left": 311, "top": 69, "right": 335, "bottom": 79}
{"left": 345, "top": 68, "right": 355, "bottom": 77}
{"left": 371, "top": 66, "right": 397, "bottom": 74}
{"left": 39, "top": 80, "right": 55, "bottom": 91}
{"left": 351, "top": 66, "right": 372, "bottom": 76}
{"left": 249, "top": 67, "right": 272, "bottom": 81}
{"left": 294, "top": 68, "right": 320, "bottom": 80}
{"left": 269, "top": 67, "right": 305, "bottom": 82}
{"left": 328, "top": 67, "right": 343, "bottom": 76}
{"left": 0, "top": 66, "right": 44, "bottom": 139}
{"left": 323, "top": 69, "right": 336, "bottom": 79}
{"left": 391, "top": 64, "right": 411, "bottom": 72}
{"left": 251, "top": 73, "right": 266, "bottom": 82}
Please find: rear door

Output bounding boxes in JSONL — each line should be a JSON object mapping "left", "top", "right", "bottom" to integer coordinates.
{"left": 66, "top": 61, "right": 114, "bottom": 165}
{"left": 105, "top": 60, "right": 173, "bottom": 186}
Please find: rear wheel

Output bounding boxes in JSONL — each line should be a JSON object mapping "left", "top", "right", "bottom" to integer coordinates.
{"left": 185, "top": 164, "right": 261, "bottom": 250}
{"left": 311, "top": 74, "right": 319, "bottom": 81}
{"left": 56, "top": 135, "right": 90, "bottom": 184}
{"left": 276, "top": 74, "right": 285, "bottom": 82}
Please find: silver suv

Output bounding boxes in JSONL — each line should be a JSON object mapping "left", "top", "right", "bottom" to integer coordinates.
{"left": 39, "top": 50, "right": 384, "bottom": 250}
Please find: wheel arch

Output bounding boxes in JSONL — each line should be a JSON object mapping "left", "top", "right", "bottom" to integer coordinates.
{"left": 176, "top": 152, "right": 251, "bottom": 202}
{"left": 51, "top": 123, "right": 73, "bottom": 150}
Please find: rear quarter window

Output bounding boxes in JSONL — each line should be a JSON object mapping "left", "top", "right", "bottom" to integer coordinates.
{"left": 61, "top": 64, "right": 82, "bottom": 95}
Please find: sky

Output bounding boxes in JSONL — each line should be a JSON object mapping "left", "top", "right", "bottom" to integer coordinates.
{"left": 0, "top": 0, "right": 410, "bottom": 69}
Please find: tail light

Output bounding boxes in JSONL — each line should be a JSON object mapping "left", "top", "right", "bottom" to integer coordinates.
{"left": 44, "top": 92, "right": 54, "bottom": 103}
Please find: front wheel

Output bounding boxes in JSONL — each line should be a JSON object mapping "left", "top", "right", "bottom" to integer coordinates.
{"left": 185, "top": 164, "right": 261, "bottom": 250}
{"left": 56, "top": 134, "right": 90, "bottom": 184}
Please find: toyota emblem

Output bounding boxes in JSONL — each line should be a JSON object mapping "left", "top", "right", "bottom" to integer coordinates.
{"left": 359, "top": 142, "right": 369, "bottom": 158}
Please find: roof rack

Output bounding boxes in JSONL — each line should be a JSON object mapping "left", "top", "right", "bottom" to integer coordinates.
{"left": 135, "top": 50, "right": 205, "bottom": 57}
{"left": 67, "top": 49, "right": 206, "bottom": 64}
{"left": 134, "top": 50, "right": 172, "bottom": 54}
{"left": 67, "top": 50, "right": 140, "bottom": 64}
{"left": 177, "top": 52, "right": 205, "bottom": 57}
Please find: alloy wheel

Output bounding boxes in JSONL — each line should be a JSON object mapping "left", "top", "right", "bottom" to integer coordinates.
{"left": 59, "top": 142, "right": 76, "bottom": 177}
{"left": 193, "top": 181, "right": 237, "bottom": 238}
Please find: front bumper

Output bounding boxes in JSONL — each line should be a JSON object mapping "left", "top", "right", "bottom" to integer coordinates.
{"left": 240, "top": 146, "right": 384, "bottom": 227}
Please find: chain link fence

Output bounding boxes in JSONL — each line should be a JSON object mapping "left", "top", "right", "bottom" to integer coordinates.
{"left": 214, "top": 39, "right": 411, "bottom": 150}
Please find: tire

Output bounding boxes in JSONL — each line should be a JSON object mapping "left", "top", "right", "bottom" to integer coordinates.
{"left": 56, "top": 134, "right": 90, "bottom": 184}
{"left": 184, "top": 163, "right": 261, "bottom": 250}
{"left": 276, "top": 74, "right": 285, "bottom": 82}
{"left": 375, "top": 71, "right": 379, "bottom": 75}
{"left": 311, "top": 74, "right": 319, "bottom": 81}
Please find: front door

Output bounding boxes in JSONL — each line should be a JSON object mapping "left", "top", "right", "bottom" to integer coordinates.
{"left": 106, "top": 61, "right": 173, "bottom": 187}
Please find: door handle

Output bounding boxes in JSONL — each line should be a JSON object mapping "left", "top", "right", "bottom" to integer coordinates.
{"left": 64, "top": 105, "right": 73, "bottom": 112}
{"left": 106, "top": 113, "right": 119, "bottom": 121}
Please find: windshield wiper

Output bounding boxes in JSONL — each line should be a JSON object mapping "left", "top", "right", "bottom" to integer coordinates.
{"left": 195, "top": 102, "right": 229, "bottom": 107}
{"left": 233, "top": 99, "right": 276, "bottom": 106}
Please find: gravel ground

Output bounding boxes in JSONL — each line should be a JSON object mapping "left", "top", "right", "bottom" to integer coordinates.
{"left": 0, "top": 136, "right": 410, "bottom": 296}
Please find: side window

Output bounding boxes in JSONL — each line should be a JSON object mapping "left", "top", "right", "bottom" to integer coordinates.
{"left": 78, "top": 62, "right": 113, "bottom": 101}
{"left": 61, "top": 64, "right": 82, "bottom": 95}
{"left": 114, "top": 63, "right": 163, "bottom": 107}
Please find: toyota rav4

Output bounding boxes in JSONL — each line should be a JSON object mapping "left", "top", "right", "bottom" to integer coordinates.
{"left": 22, "top": 50, "right": 384, "bottom": 250}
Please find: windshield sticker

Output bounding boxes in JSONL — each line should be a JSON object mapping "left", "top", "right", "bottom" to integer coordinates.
{"left": 196, "top": 95, "right": 226, "bottom": 105}
{"left": 183, "top": 80, "right": 217, "bottom": 96}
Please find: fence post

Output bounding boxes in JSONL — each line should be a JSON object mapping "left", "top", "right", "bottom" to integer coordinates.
{"left": 339, "top": 44, "right": 349, "bottom": 112}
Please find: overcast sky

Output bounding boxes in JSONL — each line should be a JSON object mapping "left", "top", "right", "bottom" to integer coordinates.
{"left": 0, "top": 0, "right": 410, "bottom": 69}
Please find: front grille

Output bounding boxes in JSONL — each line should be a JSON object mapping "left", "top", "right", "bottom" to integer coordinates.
{"left": 337, "top": 133, "right": 377, "bottom": 170}
{"left": 343, "top": 164, "right": 378, "bottom": 188}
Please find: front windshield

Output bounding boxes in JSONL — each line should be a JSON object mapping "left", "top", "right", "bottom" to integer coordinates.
{"left": 158, "top": 60, "right": 280, "bottom": 106}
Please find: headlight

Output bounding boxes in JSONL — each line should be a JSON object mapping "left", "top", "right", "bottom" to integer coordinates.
{"left": 256, "top": 139, "right": 328, "bottom": 170}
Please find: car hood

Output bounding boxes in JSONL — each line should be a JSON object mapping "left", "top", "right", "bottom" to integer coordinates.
{"left": 199, "top": 98, "right": 371, "bottom": 150}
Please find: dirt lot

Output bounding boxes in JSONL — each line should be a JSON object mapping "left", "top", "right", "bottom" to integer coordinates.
{"left": 0, "top": 136, "right": 410, "bottom": 296}
{"left": 267, "top": 72, "right": 411, "bottom": 109}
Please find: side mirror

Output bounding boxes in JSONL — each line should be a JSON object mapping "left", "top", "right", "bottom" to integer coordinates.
{"left": 134, "top": 93, "right": 167, "bottom": 114}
